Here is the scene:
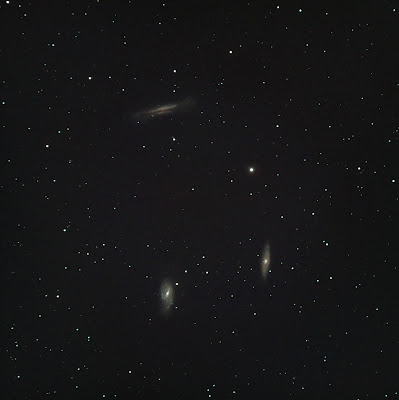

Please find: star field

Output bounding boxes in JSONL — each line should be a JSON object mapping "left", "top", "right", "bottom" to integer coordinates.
{"left": 2, "top": 1, "right": 398, "bottom": 399}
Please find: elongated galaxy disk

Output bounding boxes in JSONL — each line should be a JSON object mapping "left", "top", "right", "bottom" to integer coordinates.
{"left": 142, "top": 103, "right": 177, "bottom": 117}
{"left": 133, "top": 97, "right": 195, "bottom": 122}
{"left": 160, "top": 279, "right": 174, "bottom": 314}
{"left": 261, "top": 242, "right": 271, "bottom": 280}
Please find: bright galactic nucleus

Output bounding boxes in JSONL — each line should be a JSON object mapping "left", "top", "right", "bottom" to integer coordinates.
{"left": 160, "top": 279, "right": 174, "bottom": 314}
{"left": 261, "top": 242, "right": 271, "bottom": 280}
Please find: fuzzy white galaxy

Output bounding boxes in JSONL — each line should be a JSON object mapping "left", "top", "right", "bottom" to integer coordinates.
{"left": 160, "top": 279, "right": 174, "bottom": 314}
{"left": 133, "top": 97, "right": 195, "bottom": 122}
{"left": 261, "top": 242, "right": 271, "bottom": 280}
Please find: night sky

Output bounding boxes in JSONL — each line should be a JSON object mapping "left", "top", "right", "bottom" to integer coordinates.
{"left": 2, "top": 1, "right": 398, "bottom": 399}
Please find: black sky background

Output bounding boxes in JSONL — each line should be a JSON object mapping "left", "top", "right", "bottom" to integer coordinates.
{"left": 2, "top": 1, "right": 398, "bottom": 399}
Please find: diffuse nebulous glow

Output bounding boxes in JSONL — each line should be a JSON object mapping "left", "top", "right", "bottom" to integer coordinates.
{"left": 133, "top": 97, "right": 195, "bottom": 122}
{"left": 160, "top": 279, "right": 174, "bottom": 314}
{"left": 261, "top": 242, "right": 271, "bottom": 280}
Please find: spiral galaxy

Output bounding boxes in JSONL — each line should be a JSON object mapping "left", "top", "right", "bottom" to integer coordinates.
{"left": 160, "top": 279, "right": 174, "bottom": 314}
